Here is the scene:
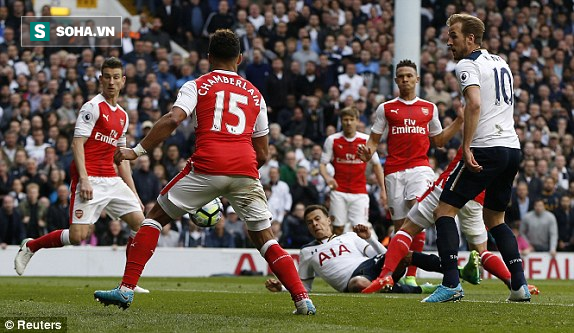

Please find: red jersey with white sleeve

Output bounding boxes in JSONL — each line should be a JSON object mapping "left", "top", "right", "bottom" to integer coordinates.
{"left": 173, "top": 70, "right": 269, "bottom": 179}
{"left": 71, "top": 94, "right": 128, "bottom": 181}
{"left": 371, "top": 97, "right": 442, "bottom": 175}
{"left": 427, "top": 148, "right": 485, "bottom": 205}
{"left": 321, "top": 132, "right": 380, "bottom": 194}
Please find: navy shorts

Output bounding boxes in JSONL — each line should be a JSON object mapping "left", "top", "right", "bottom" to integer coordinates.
{"left": 441, "top": 147, "right": 521, "bottom": 212}
{"left": 350, "top": 254, "right": 386, "bottom": 282}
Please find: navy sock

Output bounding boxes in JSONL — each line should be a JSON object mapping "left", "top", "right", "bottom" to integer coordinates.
{"left": 411, "top": 252, "right": 442, "bottom": 273}
{"left": 435, "top": 216, "right": 460, "bottom": 288}
{"left": 490, "top": 223, "right": 527, "bottom": 290}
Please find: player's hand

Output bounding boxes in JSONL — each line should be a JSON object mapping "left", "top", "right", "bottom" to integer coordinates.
{"left": 353, "top": 224, "right": 371, "bottom": 239}
{"left": 463, "top": 148, "right": 482, "bottom": 173}
{"left": 327, "top": 178, "right": 339, "bottom": 191}
{"left": 357, "top": 144, "right": 372, "bottom": 162}
{"left": 265, "top": 278, "right": 283, "bottom": 292}
{"left": 114, "top": 147, "right": 138, "bottom": 165}
{"left": 79, "top": 177, "right": 93, "bottom": 201}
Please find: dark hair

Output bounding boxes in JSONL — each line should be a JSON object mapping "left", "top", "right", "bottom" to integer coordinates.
{"left": 101, "top": 57, "right": 123, "bottom": 73}
{"left": 396, "top": 59, "right": 417, "bottom": 73}
{"left": 304, "top": 204, "right": 329, "bottom": 220}
{"left": 208, "top": 29, "right": 240, "bottom": 61}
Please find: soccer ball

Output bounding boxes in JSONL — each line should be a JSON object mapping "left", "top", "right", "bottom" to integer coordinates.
{"left": 190, "top": 198, "right": 223, "bottom": 227}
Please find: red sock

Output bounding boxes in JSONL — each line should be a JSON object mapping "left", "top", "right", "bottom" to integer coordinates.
{"left": 481, "top": 250, "right": 511, "bottom": 288}
{"left": 406, "top": 231, "right": 425, "bottom": 277}
{"left": 121, "top": 225, "right": 160, "bottom": 289}
{"left": 380, "top": 231, "right": 413, "bottom": 278}
{"left": 27, "top": 230, "right": 64, "bottom": 252}
{"left": 264, "top": 241, "right": 308, "bottom": 302}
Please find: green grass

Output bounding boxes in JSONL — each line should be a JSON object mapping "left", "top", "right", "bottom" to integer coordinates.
{"left": 0, "top": 277, "right": 573, "bottom": 332}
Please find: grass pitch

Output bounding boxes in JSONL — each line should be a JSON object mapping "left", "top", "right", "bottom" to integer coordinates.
{"left": 0, "top": 277, "right": 573, "bottom": 332}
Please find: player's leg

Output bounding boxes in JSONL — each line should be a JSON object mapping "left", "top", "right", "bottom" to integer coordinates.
{"left": 329, "top": 190, "right": 347, "bottom": 235}
{"left": 14, "top": 180, "right": 104, "bottom": 275}
{"left": 483, "top": 148, "right": 529, "bottom": 301}
{"left": 230, "top": 178, "right": 314, "bottom": 315}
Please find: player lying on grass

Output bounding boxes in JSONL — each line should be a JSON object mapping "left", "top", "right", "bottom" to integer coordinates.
{"left": 265, "top": 205, "right": 480, "bottom": 294}
{"left": 361, "top": 148, "right": 539, "bottom": 299}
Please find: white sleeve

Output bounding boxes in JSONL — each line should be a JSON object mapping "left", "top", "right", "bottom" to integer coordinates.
{"left": 320, "top": 135, "right": 334, "bottom": 164}
{"left": 253, "top": 97, "right": 270, "bottom": 138}
{"left": 370, "top": 103, "right": 387, "bottom": 135}
{"left": 173, "top": 81, "right": 198, "bottom": 117}
{"left": 428, "top": 103, "right": 443, "bottom": 137}
{"left": 117, "top": 110, "right": 129, "bottom": 147}
{"left": 74, "top": 102, "right": 98, "bottom": 138}
{"left": 368, "top": 151, "right": 381, "bottom": 165}
{"left": 298, "top": 249, "right": 315, "bottom": 281}
{"left": 455, "top": 60, "right": 480, "bottom": 93}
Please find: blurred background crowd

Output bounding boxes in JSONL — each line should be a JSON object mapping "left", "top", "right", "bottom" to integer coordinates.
{"left": 0, "top": 0, "right": 573, "bottom": 256}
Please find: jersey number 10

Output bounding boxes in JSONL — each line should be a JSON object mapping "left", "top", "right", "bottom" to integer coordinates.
{"left": 492, "top": 67, "right": 513, "bottom": 106}
{"left": 212, "top": 91, "right": 247, "bottom": 135}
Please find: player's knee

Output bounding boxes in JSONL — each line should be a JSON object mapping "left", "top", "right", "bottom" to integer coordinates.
{"left": 348, "top": 277, "right": 370, "bottom": 292}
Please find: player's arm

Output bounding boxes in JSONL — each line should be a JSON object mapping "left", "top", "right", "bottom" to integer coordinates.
{"left": 319, "top": 136, "right": 337, "bottom": 190}
{"left": 429, "top": 105, "right": 464, "bottom": 148}
{"left": 369, "top": 153, "right": 387, "bottom": 209}
{"left": 72, "top": 103, "right": 98, "bottom": 200}
{"left": 462, "top": 86, "right": 482, "bottom": 172}
{"left": 253, "top": 98, "right": 270, "bottom": 169}
{"left": 354, "top": 224, "right": 387, "bottom": 257}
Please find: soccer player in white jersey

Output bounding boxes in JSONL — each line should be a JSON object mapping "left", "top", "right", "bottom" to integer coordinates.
{"left": 420, "top": 14, "right": 530, "bottom": 303}
{"left": 14, "top": 58, "right": 148, "bottom": 293}
{"left": 357, "top": 60, "right": 463, "bottom": 286}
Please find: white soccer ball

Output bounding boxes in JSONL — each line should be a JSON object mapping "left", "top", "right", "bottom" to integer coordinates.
{"left": 190, "top": 198, "right": 223, "bottom": 228}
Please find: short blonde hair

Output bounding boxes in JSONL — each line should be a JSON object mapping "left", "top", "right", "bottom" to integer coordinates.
{"left": 340, "top": 106, "right": 360, "bottom": 119}
{"left": 446, "top": 13, "right": 485, "bottom": 45}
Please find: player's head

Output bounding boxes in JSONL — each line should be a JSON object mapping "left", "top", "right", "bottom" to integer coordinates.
{"left": 304, "top": 205, "right": 334, "bottom": 240}
{"left": 446, "top": 13, "right": 485, "bottom": 60}
{"left": 99, "top": 57, "right": 125, "bottom": 99}
{"left": 208, "top": 29, "right": 242, "bottom": 69}
{"left": 395, "top": 59, "right": 419, "bottom": 94}
{"left": 340, "top": 106, "right": 359, "bottom": 136}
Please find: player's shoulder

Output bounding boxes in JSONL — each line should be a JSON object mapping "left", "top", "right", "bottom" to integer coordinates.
{"left": 326, "top": 132, "right": 345, "bottom": 141}
{"left": 301, "top": 240, "right": 321, "bottom": 250}
{"left": 381, "top": 97, "right": 400, "bottom": 107}
{"left": 413, "top": 97, "right": 437, "bottom": 108}
{"left": 355, "top": 132, "right": 370, "bottom": 140}
{"left": 81, "top": 94, "right": 104, "bottom": 111}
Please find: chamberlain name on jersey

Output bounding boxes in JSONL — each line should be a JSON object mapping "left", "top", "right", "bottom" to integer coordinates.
{"left": 321, "top": 132, "right": 380, "bottom": 194}
{"left": 371, "top": 97, "right": 442, "bottom": 175}
{"left": 298, "top": 233, "right": 386, "bottom": 292}
{"left": 174, "top": 70, "right": 269, "bottom": 179}
{"left": 455, "top": 49, "right": 520, "bottom": 149}
{"left": 71, "top": 94, "right": 128, "bottom": 180}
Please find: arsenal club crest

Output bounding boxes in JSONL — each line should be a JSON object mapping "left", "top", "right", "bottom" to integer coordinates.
{"left": 75, "top": 209, "right": 84, "bottom": 219}
{"left": 421, "top": 107, "right": 429, "bottom": 116}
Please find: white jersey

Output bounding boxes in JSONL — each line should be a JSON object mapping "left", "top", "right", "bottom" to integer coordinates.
{"left": 298, "top": 233, "right": 386, "bottom": 292}
{"left": 455, "top": 49, "right": 520, "bottom": 149}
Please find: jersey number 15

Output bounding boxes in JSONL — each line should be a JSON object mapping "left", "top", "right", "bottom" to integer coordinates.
{"left": 492, "top": 67, "right": 513, "bottom": 106}
{"left": 212, "top": 91, "right": 247, "bottom": 135}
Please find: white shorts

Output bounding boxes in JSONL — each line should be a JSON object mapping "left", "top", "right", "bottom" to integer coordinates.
{"left": 407, "top": 185, "right": 488, "bottom": 245}
{"left": 329, "top": 190, "right": 369, "bottom": 227}
{"left": 157, "top": 164, "right": 272, "bottom": 232}
{"left": 386, "top": 166, "right": 435, "bottom": 220}
{"left": 70, "top": 177, "right": 141, "bottom": 224}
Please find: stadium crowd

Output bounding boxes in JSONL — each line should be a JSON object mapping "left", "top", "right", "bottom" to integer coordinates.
{"left": 0, "top": 0, "right": 574, "bottom": 254}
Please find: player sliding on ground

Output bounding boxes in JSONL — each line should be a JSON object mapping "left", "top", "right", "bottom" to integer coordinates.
{"left": 93, "top": 30, "right": 316, "bottom": 315}
{"left": 265, "top": 205, "right": 481, "bottom": 294}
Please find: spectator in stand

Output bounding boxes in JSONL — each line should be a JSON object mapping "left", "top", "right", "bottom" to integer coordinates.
{"left": 553, "top": 195, "right": 574, "bottom": 252}
{"left": 520, "top": 199, "right": 558, "bottom": 256}
{"left": 204, "top": 217, "right": 234, "bottom": 248}
{"left": 45, "top": 184, "right": 69, "bottom": 232}
{"left": 290, "top": 166, "right": 319, "bottom": 208}
{"left": 506, "top": 181, "right": 533, "bottom": 226}
{"left": 99, "top": 219, "right": 129, "bottom": 247}
{"left": 157, "top": 222, "right": 180, "bottom": 247}
{"left": 267, "top": 167, "right": 292, "bottom": 223}
{"left": 18, "top": 182, "right": 47, "bottom": 239}
{"left": 280, "top": 203, "right": 314, "bottom": 249}
{"left": 179, "top": 218, "right": 206, "bottom": 247}
{"left": 203, "top": 0, "right": 235, "bottom": 38}
{"left": 540, "top": 176, "right": 561, "bottom": 211}
{"left": 0, "top": 195, "right": 25, "bottom": 246}
{"left": 518, "top": 159, "right": 543, "bottom": 201}
{"left": 223, "top": 205, "right": 246, "bottom": 248}
{"left": 132, "top": 155, "right": 161, "bottom": 206}
{"left": 338, "top": 63, "right": 363, "bottom": 102}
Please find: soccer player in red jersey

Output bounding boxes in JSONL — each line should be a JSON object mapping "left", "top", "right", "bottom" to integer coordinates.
{"left": 358, "top": 60, "right": 463, "bottom": 286}
{"left": 94, "top": 30, "right": 316, "bottom": 315}
{"left": 14, "top": 58, "right": 148, "bottom": 292}
{"left": 319, "top": 106, "right": 386, "bottom": 236}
